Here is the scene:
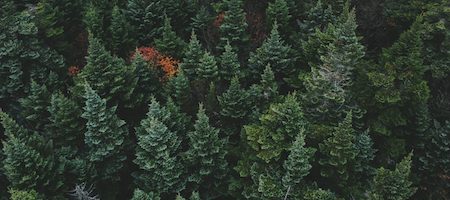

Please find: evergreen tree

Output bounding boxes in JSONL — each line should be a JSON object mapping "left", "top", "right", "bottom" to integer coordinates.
{"left": 219, "top": 0, "right": 248, "bottom": 50}
{"left": 319, "top": 111, "right": 358, "bottom": 185}
{"left": 131, "top": 189, "right": 160, "bottom": 200}
{"left": 369, "top": 153, "right": 416, "bottom": 200}
{"left": 18, "top": 81, "right": 51, "bottom": 131}
{"left": 266, "top": 0, "right": 291, "bottom": 34}
{"left": 303, "top": 188, "right": 337, "bottom": 200}
{"left": 248, "top": 22, "right": 293, "bottom": 82}
{"left": 9, "top": 189, "right": 41, "bottom": 200}
{"left": 1, "top": 112, "right": 64, "bottom": 198}
{"left": 185, "top": 104, "right": 228, "bottom": 194}
{"left": 84, "top": 3, "right": 104, "bottom": 39}
{"left": 353, "top": 130, "right": 376, "bottom": 179}
{"left": 130, "top": 50, "right": 161, "bottom": 107}
{"left": 180, "top": 31, "right": 204, "bottom": 80}
{"left": 154, "top": 15, "right": 186, "bottom": 59}
{"left": 165, "top": 69, "right": 194, "bottom": 113}
{"left": 81, "top": 84, "right": 127, "bottom": 197}
{"left": 219, "top": 41, "right": 241, "bottom": 82}
{"left": 133, "top": 109, "right": 184, "bottom": 195}
{"left": 299, "top": 0, "right": 334, "bottom": 38}
{"left": 282, "top": 133, "right": 315, "bottom": 188}
{"left": 253, "top": 64, "right": 279, "bottom": 109}
{"left": 109, "top": 5, "right": 134, "bottom": 57}
{"left": 77, "top": 35, "right": 136, "bottom": 105}
{"left": 204, "top": 82, "right": 219, "bottom": 119}
{"left": 189, "top": 191, "right": 200, "bottom": 200}
{"left": 197, "top": 51, "right": 219, "bottom": 82}
{"left": 245, "top": 94, "right": 305, "bottom": 162}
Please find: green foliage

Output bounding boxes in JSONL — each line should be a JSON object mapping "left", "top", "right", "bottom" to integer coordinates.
{"left": 218, "top": 76, "right": 249, "bottom": 121}
{"left": 78, "top": 35, "right": 137, "bottom": 105}
{"left": 9, "top": 189, "right": 41, "bottom": 200}
{"left": 155, "top": 16, "right": 186, "bottom": 59}
{"left": 19, "top": 81, "right": 51, "bottom": 131}
{"left": 219, "top": 0, "right": 248, "bottom": 50}
{"left": 165, "top": 70, "right": 194, "bottom": 113}
{"left": 81, "top": 84, "right": 126, "bottom": 185}
{"left": 131, "top": 189, "right": 160, "bottom": 200}
{"left": 248, "top": 22, "right": 294, "bottom": 81}
{"left": 245, "top": 94, "right": 305, "bottom": 162}
{"left": 299, "top": 0, "right": 335, "bottom": 38}
{"left": 369, "top": 153, "right": 416, "bottom": 200}
{"left": 267, "top": 0, "right": 291, "bottom": 33}
{"left": 180, "top": 31, "right": 204, "bottom": 80}
{"left": 303, "top": 188, "right": 337, "bottom": 200}
{"left": 133, "top": 103, "right": 184, "bottom": 194}
{"left": 84, "top": 3, "right": 104, "bottom": 39}
{"left": 219, "top": 41, "right": 240, "bottom": 81}
{"left": 282, "top": 133, "right": 315, "bottom": 187}
{"left": 197, "top": 51, "right": 219, "bottom": 82}
{"left": 185, "top": 104, "right": 228, "bottom": 192}
{"left": 110, "top": 5, "right": 134, "bottom": 57}
{"left": 130, "top": 51, "right": 162, "bottom": 107}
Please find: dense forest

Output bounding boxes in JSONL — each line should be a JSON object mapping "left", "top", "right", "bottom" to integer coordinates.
{"left": 0, "top": 0, "right": 449, "bottom": 199}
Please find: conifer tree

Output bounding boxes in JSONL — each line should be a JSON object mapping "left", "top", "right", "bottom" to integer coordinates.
{"left": 180, "top": 31, "right": 204, "bottom": 80}
{"left": 110, "top": 5, "right": 134, "bottom": 57}
{"left": 197, "top": 51, "right": 219, "bottom": 82}
{"left": 353, "top": 130, "right": 376, "bottom": 179}
{"left": 298, "top": 0, "right": 335, "bottom": 38}
{"left": 282, "top": 133, "right": 315, "bottom": 188}
{"left": 219, "top": 0, "right": 248, "bottom": 50}
{"left": 205, "top": 82, "right": 219, "bottom": 119}
{"left": 19, "top": 81, "right": 51, "bottom": 131}
{"left": 256, "top": 64, "right": 279, "bottom": 108}
{"left": 318, "top": 111, "right": 358, "bottom": 185}
{"left": 248, "top": 22, "right": 293, "bottom": 81}
{"left": 267, "top": 0, "right": 291, "bottom": 34}
{"left": 9, "top": 189, "right": 41, "bottom": 200}
{"left": 165, "top": 69, "right": 194, "bottom": 113}
{"left": 245, "top": 94, "right": 305, "bottom": 162}
{"left": 303, "top": 188, "right": 337, "bottom": 200}
{"left": 130, "top": 51, "right": 161, "bottom": 107}
{"left": 155, "top": 16, "right": 186, "bottom": 59}
{"left": 219, "top": 41, "right": 241, "bottom": 82}
{"left": 369, "top": 153, "right": 416, "bottom": 200}
{"left": 186, "top": 104, "right": 228, "bottom": 193}
{"left": 81, "top": 84, "right": 127, "bottom": 197}
{"left": 84, "top": 3, "right": 104, "bottom": 39}
{"left": 78, "top": 35, "right": 136, "bottom": 105}
{"left": 133, "top": 109, "right": 183, "bottom": 195}
{"left": 131, "top": 189, "right": 160, "bottom": 200}
{"left": 1, "top": 112, "right": 64, "bottom": 198}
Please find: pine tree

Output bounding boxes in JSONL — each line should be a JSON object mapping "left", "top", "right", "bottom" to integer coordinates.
{"left": 155, "top": 15, "right": 186, "bottom": 59}
{"left": 78, "top": 35, "right": 136, "bottom": 105}
{"left": 282, "top": 133, "right": 316, "bottom": 188}
{"left": 204, "top": 82, "right": 219, "bottom": 118}
{"left": 255, "top": 64, "right": 279, "bottom": 108}
{"left": 165, "top": 69, "right": 194, "bottom": 113}
{"left": 369, "top": 153, "right": 416, "bottom": 200}
{"left": 84, "top": 3, "right": 104, "bottom": 39}
{"left": 219, "top": 0, "right": 248, "bottom": 50}
{"left": 197, "top": 51, "right": 219, "bottom": 82}
{"left": 245, "top": 94, "right": 306, "bottom": 162}
{"left": 81, "top": 84, "right": 127, "bottom": 196}
{"left": 131, "top": 189, "right": 160, "bottom": 200}
{"left": 266, "top": 0, "right": 291, "bottom": 34}
{"left": 1, "top": 112, "right": 64, "bottom": 198}
{"left": 219, "top": 41, "right": 241, "bottom": 82}
{"left": 130, "top": 50, "right": 162, "bottom": 107}
{"left": 318, "top": 111, "right": 358, "bottom": 185}
{"left": 298, "top": 0, "right": 335, "bottom": 38}
{"left": 248, "top": 22, "right": 293, "bottom": 81}
{"left": 186, "top": 104, "right": 228, "bottom": 192}
{"left": 353, "top": 130, "right": 376, "bottom": 179}
{"left": 133, "top": 108, "right": 184, "bottom": 195}
{"left": 218, "top": 76, "right": 250, "bottom": 133}
{"left": 18, "top": 81, "right": 51, "bottom": 131}
{"left": 110, "top": 5, "right": 134, "bottom": 57}
{"left": 180, "top": 31, "right": 204, "bottom": 80}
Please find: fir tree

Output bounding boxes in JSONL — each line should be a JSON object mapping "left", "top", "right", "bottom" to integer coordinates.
{"left": 282, "top": 133, "right": 316, "bottom": 188}
{"left": 180, "top": 31, "right": 204, "bottom": 80}
{"left": 319, "top": 111, "right": 358, "bottom": 185}
{"left": 266, "top": 0, "right": 291, "bottom": 34}
{"left": 165, "top": 69, "right": 194, "bottom": 113}
{"left": 84, "top": 3, "right": 104, "bottom": 39}
{"left": 18, "top": 81, "right": 51, "bottom": 131}
{"left": 130, "top": 50, "right": 162, "bottom": 107}
{"left": 133, "top": 108, "right": 184, "bottom": 195}
{"left": 78, "top": 35, "right": 136, "bottom": 105}
{"left": 186, "top": 104, "right": 228, "bottom": 193}
{"left": 248, "top": 22, "right": 293, "bottom": 81}
{"left": 197, "top": 51, "right": 219, "bottom": 82}
{"left": 109, "top": 5, "right": 134, "bottom": 57}
{"left": 298, "top": 0, "right": 335, "bottom": 38}
{"left": 353, "top": 130, "right": 376, "bottom": 179}
{"left": 219, "top": 0, "right": 248, "bottom": 50}
{"left": 219, "top": 41, "right": 241, "bottom": 82}
{"left": 254, "top": 64, "right": 279, "bottom": 109}
{"left": 81, "top": 84, "right": 127, "bottom": 197}
{"left": 1, "top": 112, "right": 64, "bottom": 198}
{"left": 154, "top": 15, "right": 186, "bottom": 59}
{"left": 369, "top": 153, "right": 416, "bottom": 200}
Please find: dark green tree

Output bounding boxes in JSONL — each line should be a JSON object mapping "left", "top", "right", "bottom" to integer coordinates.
{"left": 165, "top": 69, "right": 194, "bottom": 113}
{"left": 185, "top": 104, "right": 228, "bottom": 196}
{"left": 18, "top": 81, "right": 51, "bottom": 131}
{"left": 81, "top": 84, "right": 127, "bottom": 198}
{"left": 298, "top": 0, "right": 335, "bottom": 39}
{"left": 133, "top": 107, "right": 184, "bottom": 195}
{"left": 369, "top": 153, "right": 416, "bottom": 200}
{"left": 131, "top": 189, "right": 160, "bottom": 200}
{"left": 197, "top": 51, "right": 219, "bottom": 82}
{"left": 282, "top": 133, "right": 315, "bottom": 188}
{"left": 84, "top": 3, "right": 104, "bottom": 39}
{"left": 109, "top": 5, "right": 134, "bottom": 57}
{"left": 9, "top": 189, "right": 41, "bottom": 200}
{"left": 154, "top": 15, "right": 186, "bottom": 59}
{"left": 266, "top": 0, "right": 291, "bottom": 34}
{"left": 130, "top": 50, "right": 162, "bottom": 107}
{"left": 219, "top": 0, "right": 248, "bottom": 50}
{"left": 180, "top": 31, "right": 204, "bottom": 80}
{"left": 219, "top": 41, "right": 241, "bottom": 82}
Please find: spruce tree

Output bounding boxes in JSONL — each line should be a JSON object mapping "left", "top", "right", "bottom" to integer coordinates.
{"left": 109, "top": 5, "right": 134, "bottom": 57}
{"left": 197, "top": 51, "right": 219, "bottom": 82}
{"left": 186, "top": 104, "right": 228, "bottom": 193}
{"left": 318, "top": 111, "right": 358, "bottom": 185}
{"left": 282, "top": 133, "right": 315, "bottom": 188}
{"left": 266, "top": 0, "right": 291, "bottom": 34}
{"left": 18, "top": 81, "right": 51, "bottom": 131}
{"left": 248, "top": 22, "right": 293, "bottom": 81}
{"left": 369, "top": 153, "right": 416, "bottom": 200}
{"left": 130, "top": 50, "right": 162, "bottom": 107}
{"left": 254, "top": 64, "right": 279, "bottom": 109}
{"left": 154, "top": 15, "right": 186, "bottom": 59}
{"left": 298, "top": 0, "right": 335, "bottom": 38}
{"left": 81, "top": 84, "right": 127, "bottom": 197}
{"left": 1, "top": 112, "right": 64, "bottom": 198}
{"left": 84, "top": 3, "right": 104, "bottom": 39}
{"left": 180, "top": 31, "right": 204, "bottom": 80}
{"left": 219, "top": 0, "right": 248, "bottom": 50}
{"left": 165, "top": 69, "right": 194, "bottom": 113}
{"left": 353, "top": 130, "right": 376, "bottom": 179}
{"left": 78, "top": 35, "right": 136, "bottom": 105}
{"left": 219, "top": 41, "right": 241, "bottom": 82}
{"left": 133, "top": 109, "right": 183, "bottom": 195}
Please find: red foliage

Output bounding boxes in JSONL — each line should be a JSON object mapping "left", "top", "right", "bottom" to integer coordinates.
{"left": 131, "top": 47, "right": 179, "bottom": 79}
{"left": 213, "top": 12, "right": 225, "bottom": 28}
{"left": 68, "top": 66, "right": 80, "bottom": 76}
